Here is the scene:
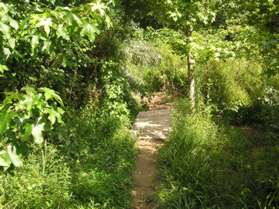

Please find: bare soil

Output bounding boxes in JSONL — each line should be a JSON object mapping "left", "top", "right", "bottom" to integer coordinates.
{"left": 131, "top": 94, "right": 171, "bottom": 209}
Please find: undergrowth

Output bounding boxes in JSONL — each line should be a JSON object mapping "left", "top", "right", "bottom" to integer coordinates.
{"left": 124, "top": 38, "right": 187, "bottom": 96}
{"left": 157, "top": 99, "right": 279, "bottom": 209}
{"left": 0, "top": 103, "right": 136, "bottom": 209}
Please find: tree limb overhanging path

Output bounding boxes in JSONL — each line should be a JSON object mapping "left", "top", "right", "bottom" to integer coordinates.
{"left": 131, "top": 98, "right": 171, "bottom": 209}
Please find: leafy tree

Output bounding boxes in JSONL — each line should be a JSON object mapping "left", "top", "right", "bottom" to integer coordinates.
{"left": 123, "top": 0, "right": 220, "bottom": 109}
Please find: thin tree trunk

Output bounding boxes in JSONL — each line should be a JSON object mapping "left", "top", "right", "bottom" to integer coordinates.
{"left": 185, "top": 29, "right": 195, "bottom": 111}
{"left": 187, "top": 52, "right": 195, "bottom": 111}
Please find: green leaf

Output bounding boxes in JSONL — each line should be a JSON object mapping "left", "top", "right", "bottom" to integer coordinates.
{"left": 40, "top": 87, "right": 63, "bottom": 105}
{"left": 8, "top": 38, "right": 16, "bottom": 49}
{"left": 22, "top": 123, "right": 32, "bottom": 141}
{"left": 7, "top": 145, "right": 23, "bottom": 167}
{"left": 48, "top": 108, "right": 58, "bottom": 125}
{"left": 90, "top": 1, "right": 107, "bottom": 16}
{"left": 0, "top": 64, "right": 8, "bottom": 74}
{"left": 32, "top": 123, "right": 45, "bottom": 144}
{"left": 70, "top": 14, "right": 82, "bottom": 25}
{"left": 16, "top": 94, "right": 34, "bottom": 112}
{"left": 48, "top": 111, "right": 56, "bottom": 125}
{"left": 37, "top": 18, "right": 52, "bottom": 36}
{"left": 9, "top": 19, "right": 19, "bottom": 30}
{"left": 56, "top": 24, "right": 70, "bottom": 40}
{"left": 56, "top": 107, "right": 64, "bottom": 123}
{"left": 80, "top": 23, "right": 98, "bottom": 41}
{"left": 105, "top": 15, "right": 112, "bottom": 28}
{"left": 42, "top": 40, "right": 51, "bottom": 52}
{"left": 0, "top": 22, "right": 9, "bottom": 35}
{"left": 47, "top": 107, "right": 64, "bottom": 125}
{"left": 31, "top": 35, "right": 40, "bottom": 54}
{"left": 0, "top": 111, "right": 11, "bottom": 135}
{"left": 3, "top": 48, "right": 11, "bottom": 58}
{"left": 0, "top": 150, "right": 11, "bottom": 169}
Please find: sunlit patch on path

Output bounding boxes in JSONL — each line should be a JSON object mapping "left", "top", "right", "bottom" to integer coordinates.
{"left": 131, "top": 106, "right": 171, "bottom": 209}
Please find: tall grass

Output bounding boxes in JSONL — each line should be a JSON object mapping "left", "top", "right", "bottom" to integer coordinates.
{"left": 157, "top": 99, "right": 279, "bottom": 209}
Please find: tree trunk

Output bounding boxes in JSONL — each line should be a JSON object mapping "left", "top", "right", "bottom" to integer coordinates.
{"left": 187, "top": 53, "right": 195, "bottom": 111}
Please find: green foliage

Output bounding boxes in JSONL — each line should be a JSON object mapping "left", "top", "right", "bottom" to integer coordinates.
{"left": 59, "top": 103, "right": 136, "bottom": 209}
{"left": 124, "top": 34, "right": 188, "bottom": 95}
{"left": 0, "top": 2, "right": 18, "bottom": 63}
{"left": 0, "top": 0, "right": 116, "bottom": 106}
{"left": 100, "top": 61, "right": 131, "bottom": 124}
{"left": 198, "top": 59, "right": 263, "bottom": 113}
{"left": 127, "top": 0, "right": 218, "bottom": 32}
{"left": 0, "top": 0, "right": 278, "bottom": 208}
{"left": 0, "top": 86, "right": 64, "bottom": 169}
{"left": 0, "top": 145, "right": 71, "bottom": 209}
{"left": 261, "top": 32, "right": 279, "bottom": 75}
{"left": 157, "top": 99, "right": 279, "bottom": 209}
{"left": 239, "top": 74, "right": 279, "bottom": 131}
{"left": 0, "top": 0, "right": 137, "bottom": 206}
{"left": 0, "top": 100, "right": 136, "bottom": 208}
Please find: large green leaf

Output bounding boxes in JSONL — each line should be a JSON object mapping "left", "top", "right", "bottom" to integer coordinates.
{"left": 9, "top": 19, "right": 19, "bottom": 30}
{"left": 47, "top": 108, "right": 64, "bottom": 125}
{"left": 0, "top": 64, "right": 8, "bottom": 74}
{"left": 32, "top": 123, "right": 45, "bottom": 144}
{"left": 80, "top": 23, "right": 99, "bottom": 41}
{"left": 7, "top": 145, "right": 23, "bottom": 167}
{"left": 90, "top": 1, "right": 107, "bottom": 16}
{"left": 0, "top": 111, "right": 11, "bottom": 135}
{"left": 40, "top": 87, "right": 63, "bottom": 105}
{"left": 37, "top": 18, "right": 52, "bottom": 36}
{"left": 0, "top": 150, "right": 11, "bottom": 169}
{"left": 0, "top": 22, "right": 10, "bottom": 35}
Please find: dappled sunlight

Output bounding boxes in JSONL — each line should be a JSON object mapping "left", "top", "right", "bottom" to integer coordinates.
{"left": 0, "top": 0, "right": 277, "bottom": 208}
{"left": 134, "top": 109, "right": 171, "bottom": 141}
{"left": 132, "top": 106, "right": 171, "bottom": 209}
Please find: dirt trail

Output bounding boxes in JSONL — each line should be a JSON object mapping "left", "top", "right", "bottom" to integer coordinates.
{"left": 131, "top": 94, "right": 171, "bottom": 209}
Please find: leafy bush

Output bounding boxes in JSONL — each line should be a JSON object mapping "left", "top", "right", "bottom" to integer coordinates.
{"left": 0, "top": 1, "right": 119, "bottom": 108}
{"left": 0, "top": 86, "right": 64, "bottom": 170}
{"left": 100, "top": 61, "right": 131, "bottom": 124}
{"left": 228, "top": 73, "right": 279, "bottom": 130}
{"left": 0, "top": 61, "right": 137, "bottom": 208}
{"left": 199, "top": 58, "right": 263, "bottom": 113}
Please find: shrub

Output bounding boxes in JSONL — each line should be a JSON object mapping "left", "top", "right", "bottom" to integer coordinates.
{"left": 199, "top": 58, "right": 263, "bottom": 113}
{"left": 0, "top": 86, "right": 64, "bottom": 170}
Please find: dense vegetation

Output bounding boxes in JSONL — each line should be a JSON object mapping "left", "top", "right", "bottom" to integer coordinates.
{"left": 0, "top": 0, "right": 278, "bottom": 208}
{"left": 158, "top": 100, "right": 279, "bottom": 209}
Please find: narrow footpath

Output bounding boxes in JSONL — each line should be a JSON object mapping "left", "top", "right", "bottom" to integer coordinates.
{"left": 131, "top": 94, "right": 171, "bottom": 209}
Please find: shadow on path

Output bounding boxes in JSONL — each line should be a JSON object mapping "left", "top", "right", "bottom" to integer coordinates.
{"left": 131, "top": 108, "right": 171, "bottom": 209}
